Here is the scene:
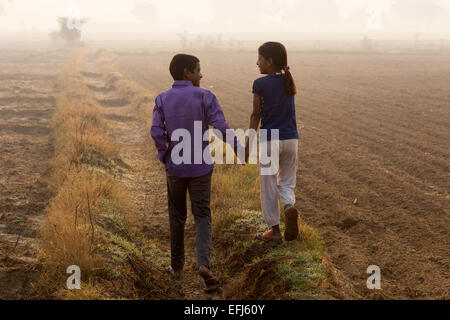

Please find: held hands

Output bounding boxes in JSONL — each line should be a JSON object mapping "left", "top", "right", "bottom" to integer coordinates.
{"left": 245, "top": 136, "right": 250, "bottom": 164}
{"left": 235, "top": 138, "right": 250, "bottom": 166}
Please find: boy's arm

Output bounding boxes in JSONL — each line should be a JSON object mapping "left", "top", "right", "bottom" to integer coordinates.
{"left": 204, "top": 92, "right": 242, "bottom": 156}
{"left": 150, "top": 101, "right": 169, "bottom": 163}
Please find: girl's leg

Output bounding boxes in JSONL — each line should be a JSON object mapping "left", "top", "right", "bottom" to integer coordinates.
{"left": 277, "top": 139, "right": 299, "bottom": 241}
{"left": 277, "top": 139, "right": 298, "bottom": 207}
{"left": 260, "top": 171, "right": 280, "bottom": 228}
{"left": 259, "top": 140, "right": 281, "bottom": 235}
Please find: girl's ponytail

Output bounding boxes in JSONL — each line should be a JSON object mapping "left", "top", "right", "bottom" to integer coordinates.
{"left": 283, "top": 66, "right": 297, "bottom": 96}
{"left": 259, "top": 42, "right": 298, "bottom": 96}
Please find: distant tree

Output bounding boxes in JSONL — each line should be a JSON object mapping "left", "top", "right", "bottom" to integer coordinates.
{"left": 49, "top": 30, "right": 60, "bottom": 43}
{"left": 177, "top": 31, "right": 188, "bottom": 50}
{"left": 439, "top": 38, "right": 446, "bottom": 52}
{"left": 49, "top": 17, "right": 88, "bottom": 46}
{"left": 362, "top": 36, "right": 373, "bottom": 51}
{"left": 228, "top": 39, "right": 235, "bottom": 50}
{"left": 413, "top": 32, "right": 421, "bottom": 50}
{"left": 195, "top": 34, "right": 203, "bottom": 49}
{"left": 216, "top": 34, "right": 223, "bottom": 48}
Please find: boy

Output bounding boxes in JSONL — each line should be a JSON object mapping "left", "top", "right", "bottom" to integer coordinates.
{"left": 150, "top": 54, "right": 240, "bottom": 292}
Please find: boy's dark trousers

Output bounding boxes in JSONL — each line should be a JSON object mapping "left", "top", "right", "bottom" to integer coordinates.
{"left": 166, "top": 170, "right": 213, "bottom": 272}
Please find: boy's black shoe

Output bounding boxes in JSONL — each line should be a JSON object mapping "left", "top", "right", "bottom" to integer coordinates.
{"left": 198, "top": 266, "right": 221, "bottom": 293}
{"left": 166, "top": 266, "right": 183, "bottom": 280}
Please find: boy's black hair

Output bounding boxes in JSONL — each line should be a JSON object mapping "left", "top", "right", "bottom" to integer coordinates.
{"left": 169, "top": 54, "right": 200, "bottom": 81}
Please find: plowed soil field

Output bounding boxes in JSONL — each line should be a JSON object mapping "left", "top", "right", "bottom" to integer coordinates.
{"left": 0, "top": 50, "right": 66, "bottom": 298}
{"left": 117, "top": 51, "right": 449, "bottom": 299}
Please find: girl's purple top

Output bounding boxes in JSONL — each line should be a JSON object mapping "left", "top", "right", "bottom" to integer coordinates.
{"left": 253, "top": 74, "right": 299, "bottom": 141}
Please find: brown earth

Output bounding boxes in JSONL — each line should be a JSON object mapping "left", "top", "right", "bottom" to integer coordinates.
{"left": 0, "top": 49, "right": 448, "bottom": 300}
{"left": 117, "top": 51, "right": 450, "bottom": 299}
{"left": 0, "top": 51, "right": 66, "bottom": 299}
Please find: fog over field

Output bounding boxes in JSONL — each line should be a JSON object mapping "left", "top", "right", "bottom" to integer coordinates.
{"left": 0, "top": 0, "right": 449, "bottom": 36}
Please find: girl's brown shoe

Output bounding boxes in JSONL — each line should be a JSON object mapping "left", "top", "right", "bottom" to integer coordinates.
{"left": 284, "top": 205, "right": 299, "bottom": 241}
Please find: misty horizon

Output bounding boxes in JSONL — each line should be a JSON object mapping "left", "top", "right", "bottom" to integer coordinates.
{"left": 0, "top": 0, "right": 449, "bottom": 36}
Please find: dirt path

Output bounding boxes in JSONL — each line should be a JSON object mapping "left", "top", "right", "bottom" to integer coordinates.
{"left": 0, "top": 51, "right": 65, "bottom": 299}
{"left": 81, "top": 61, "right": 223, "bottom": 300}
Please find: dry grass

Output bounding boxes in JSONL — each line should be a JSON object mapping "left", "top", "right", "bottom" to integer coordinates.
{"left": 96, "top": 50, "right": 153, "bottom": 121}
{"left": 37, "top": 51, "right": 149, "bottom": 299}
{"left": 48, "top": 54, "right": 119, "bottom": 191}
{"left": 41, "top": 168, "right": 133, "bottom": 275}
{"left": 211, "top": 164, "right": 261, "bottom": 236}
{"left": 210, "top": 160, "right": 328, "bottom": 299}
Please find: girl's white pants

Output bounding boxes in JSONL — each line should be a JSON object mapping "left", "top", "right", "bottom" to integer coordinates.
{"left": 259, "top": 139, "right": 298, "bottom": 227}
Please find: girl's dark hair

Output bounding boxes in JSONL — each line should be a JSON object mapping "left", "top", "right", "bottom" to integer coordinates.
{"left": 170, "top": 54, "right": 200, "bottom": 80}
{"left": 258, "top": 42, "right": 297, "bottom": 96}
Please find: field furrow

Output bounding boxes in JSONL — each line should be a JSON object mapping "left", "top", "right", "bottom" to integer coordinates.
{"left": 0, "top": 51, "right": 65, "bottom": 299}
{"left": 117, "top": 51, "right": 449, "bottom": 299}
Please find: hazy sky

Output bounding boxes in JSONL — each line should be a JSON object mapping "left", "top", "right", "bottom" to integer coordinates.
{"left": 0, "top": 0, "right": 449, "bottom": 34}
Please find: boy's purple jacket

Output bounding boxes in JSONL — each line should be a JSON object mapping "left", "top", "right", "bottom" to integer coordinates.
{"left": 150, "top": 80, "right": 240, "bottom": 178}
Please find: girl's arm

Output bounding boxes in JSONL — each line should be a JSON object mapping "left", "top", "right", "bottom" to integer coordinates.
{"left": 249, "top": 93, "right": 262, "bottom": 131}
{"left": 245, "top": 93, "right": 263, "bottom": 162}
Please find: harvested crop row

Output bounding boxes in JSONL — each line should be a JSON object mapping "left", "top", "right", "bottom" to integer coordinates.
{"left": 38, "top": 51, "right": 172, "bottom": 299}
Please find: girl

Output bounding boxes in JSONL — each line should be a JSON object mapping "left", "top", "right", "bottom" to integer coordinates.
{"left": 246, "top": 42, "right": 299, "bottom": 242}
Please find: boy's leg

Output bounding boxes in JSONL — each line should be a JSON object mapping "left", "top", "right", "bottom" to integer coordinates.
{"left": 187, "top": 171, "right": 212, "bottom": 270}
{"left": 166, "top": 171, "right": 189, "bottom": 272}
{"left": 277, "top": 139, "right": 298, "bottom": 207}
